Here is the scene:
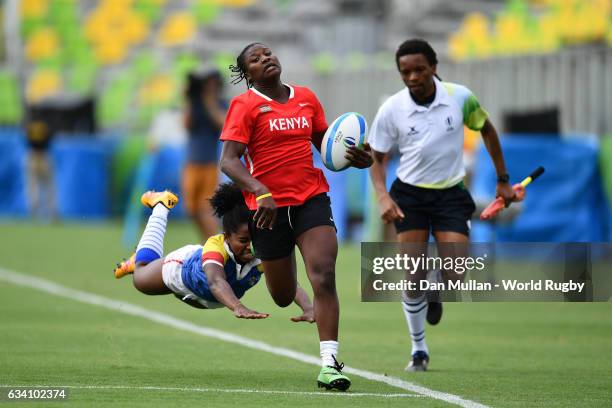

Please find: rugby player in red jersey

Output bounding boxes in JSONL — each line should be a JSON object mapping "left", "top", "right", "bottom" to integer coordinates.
{"left": 219, "top": 43, "right": 372, "bottom": 391}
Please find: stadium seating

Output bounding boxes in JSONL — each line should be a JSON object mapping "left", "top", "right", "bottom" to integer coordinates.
{"left": 26, "top": 68, "right": 62, "bottom": 103}
{"left": 14, "top": 0, "right": 267, "bottom": 124}
{"left": 449, "top": 0, "right": 611, "bottom": 60}
{"left": 98, "top": 76, "right": 137, "bottom": 126}
{"left": 158, "top": 11, "right": 197, "bottom": 47}
{"left": 67, "top": 62, "right": 97, "bottom": 94}
{"left": 25, "top": 26, "right": 60, "bottom": 61}
{"left": 21, "top": 0, "right": 49, "bottom": 20}
{"left": 0, "top": 70, "right": 23, "bottom": 124}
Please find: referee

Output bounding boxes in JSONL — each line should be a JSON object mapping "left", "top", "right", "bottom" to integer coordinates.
{"left": 368, "top": 39, "right": 514, "bottom": 371}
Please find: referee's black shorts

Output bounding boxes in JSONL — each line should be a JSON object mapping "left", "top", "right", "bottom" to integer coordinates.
{"left": 389, "top": 179, "right": 476, "bottom": 236}
{"left": 248, "top": 193, "right": 336, "bottom": 261}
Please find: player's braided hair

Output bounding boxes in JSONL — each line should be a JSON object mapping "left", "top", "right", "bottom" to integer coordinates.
{"left": 229, "top": 42, "right": 265, "bottom": 89}
{"left": 209, "top": 182, "right": 250, "bottom": 234}
{"left": 395, "top": 38, "right": 442, "bottom": 80}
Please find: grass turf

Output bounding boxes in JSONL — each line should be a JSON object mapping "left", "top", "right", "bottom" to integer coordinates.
{"left": 0, "top": 221, "right": 611, "bottom": 407}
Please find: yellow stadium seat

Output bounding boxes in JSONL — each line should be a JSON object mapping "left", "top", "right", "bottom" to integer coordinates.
{"left": 158, "top": 12, "right": 197, "bottom": 47}
{"left": 215, "top": 0, "right": 256, "bottom": 7}
{"left": 123, "top": 11, "right": 149, "bottom": 45}
{"left": 84, "top": 4, "right": 150, "bottom": 65}
{"left": 85, "top": 6, "right": 149, "bottom": 46}
{"left": 27, "top": 69, "right": 62, "bottom": 102}
{"left": 494, "top": 14, "right": 524, "bottom": 54}
{"left": 95, "top": 41, "right": 128, "bottom": 65}
{"left": 537, "top": 14, "right": 561, "bottom": 52}
{"left": 99, "top": 0, "right": 135, "bottom": 14}
{"left": 25, "top": 27, "right": 60, "bottom": 61}
{"left": 84, "top": 9, "right": 109, "bottom": 43}
{"left": 462, "top": 12, "right": 493, "bottom": 58}
{"left": 448, "top": 0, "right": 611, "bottom": 59}
{"left": 464, "top": 12, "right": 490, "bottom": 37}
{"left": 583, "top": 1, "right": 609, "bottom": 40}
{"left": 138, "top": 74, "right": 175, "bottom": 106}
{"left": 448, "top": 32, "right": 470, "bottom": 61}
{"left": 21, "top": 0, "right": 49, "bottom": 19}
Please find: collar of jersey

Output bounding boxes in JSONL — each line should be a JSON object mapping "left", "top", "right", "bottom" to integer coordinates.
{"left": 250, "top": 83, "right": 295, "bottom": 102}
{"left": 223, "top": 240, "right": 262, "bottom": 280}
{"left": 404, "top": 77, "right": 451, "bottom": 116}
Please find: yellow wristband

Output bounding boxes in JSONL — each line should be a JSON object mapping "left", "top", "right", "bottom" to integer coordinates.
{"left": 256, "top": 193, "right": 272, "bottom": 201}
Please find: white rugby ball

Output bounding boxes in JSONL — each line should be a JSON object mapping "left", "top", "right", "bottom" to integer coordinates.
{"left": 320, "top": 112, "right": 368, "bottom": 171}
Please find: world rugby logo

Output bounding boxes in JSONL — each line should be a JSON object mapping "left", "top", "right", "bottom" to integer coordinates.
{"left": 342, "top": 136, "right": 356, "bottom": 148}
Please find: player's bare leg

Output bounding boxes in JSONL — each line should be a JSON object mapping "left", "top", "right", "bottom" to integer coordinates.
{"left": 260, "top": 252, "right": 298, "bottom": 308}
{"left": 296, "top": 225, "right": 350, "bottom": 391}
{"left": 132, "top": 258, "right": 171, "bottom": 295}
{"left": 297, "top": 226, "right": 339, "bottom": 341}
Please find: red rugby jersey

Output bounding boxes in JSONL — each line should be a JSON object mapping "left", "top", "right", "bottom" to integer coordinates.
{"left": 220, "top": 84, "right": 329, "bottom": 210}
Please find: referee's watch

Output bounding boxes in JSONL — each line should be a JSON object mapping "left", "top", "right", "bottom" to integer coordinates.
{"left": 497, "top": 173, "right": 510, "bottom": 183}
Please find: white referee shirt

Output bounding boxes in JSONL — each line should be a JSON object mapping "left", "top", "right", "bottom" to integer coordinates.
{"left": 368, "top": 78, "right": 488, "bottom": 189}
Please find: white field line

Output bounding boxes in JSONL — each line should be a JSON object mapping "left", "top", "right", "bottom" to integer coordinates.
{"left": 0, "top": 267, "right": 490, "bottom": 408}
{"left": 0, "top": 384, "right": 421, "bottom": 398}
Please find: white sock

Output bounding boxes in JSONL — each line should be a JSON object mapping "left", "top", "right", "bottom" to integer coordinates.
{"left": 320, "top": 340, "right": 339, "bottom": 367}
{"left": 402, "top": 293, "right": 428, "bottom": 355}
{"left": 136, "top": 204, "right": 169, "bottom": 260}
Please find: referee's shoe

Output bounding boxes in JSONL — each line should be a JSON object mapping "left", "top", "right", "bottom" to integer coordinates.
{"left": 406, "top": 350, "right": 429, "bottom": 372}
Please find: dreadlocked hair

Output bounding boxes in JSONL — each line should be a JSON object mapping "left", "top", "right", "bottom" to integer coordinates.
{"left": 229, "top": 42, "right": 264, "bottom": 89}
{"left": 209, "top": 182, "right": 250, "bottom": 234}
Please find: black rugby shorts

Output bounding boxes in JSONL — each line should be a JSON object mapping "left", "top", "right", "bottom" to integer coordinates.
{"left": 389, "top": 179, "right": 476, "bottom": 236}
{"left": 249, "top": 193, "right": 336, "bottom": 261}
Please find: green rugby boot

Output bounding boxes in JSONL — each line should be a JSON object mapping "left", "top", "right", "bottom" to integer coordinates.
{"left": 317, "top": 356, "right": 351, "bottom": 391}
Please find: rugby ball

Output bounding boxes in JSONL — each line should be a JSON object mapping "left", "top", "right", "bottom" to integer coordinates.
{"left": 320, "top": 112, "right": 368, "bottom": 171}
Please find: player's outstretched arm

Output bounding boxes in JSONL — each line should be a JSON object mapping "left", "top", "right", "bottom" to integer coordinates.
{"left": 290, "top": 285, "right": 315, "bottom": 323}
{"left": 480, "top": 119, "right": 514, "bottom": 205}
{"left": 204, "top": 263, "right": 269, "bottom": 319}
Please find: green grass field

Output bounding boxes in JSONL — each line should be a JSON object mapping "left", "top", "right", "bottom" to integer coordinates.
{"left": 1, "top": 221, "right": 611, "bottom": 407}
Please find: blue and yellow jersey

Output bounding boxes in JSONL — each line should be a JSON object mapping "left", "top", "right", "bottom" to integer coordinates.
{"left": 180, "top": 234, "right": 263, "bottom": 303}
